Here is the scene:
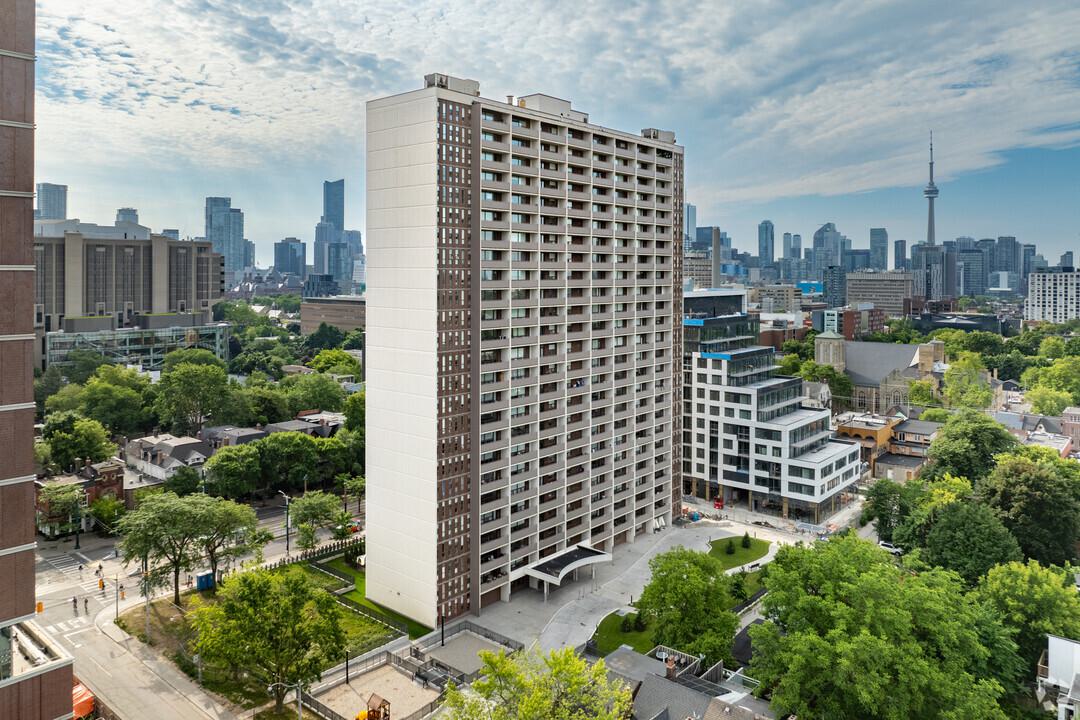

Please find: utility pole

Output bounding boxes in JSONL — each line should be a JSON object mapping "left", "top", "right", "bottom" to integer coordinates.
{"left": 279, "top": 490, "right": 291, "bottom": 556}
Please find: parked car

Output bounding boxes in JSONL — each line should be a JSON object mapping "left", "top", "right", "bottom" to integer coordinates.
{"left": 878, "top": 541, "right": 903, "bottom": 556}
{"left": 334, "top": 519, "right": 362, "bottom": 535}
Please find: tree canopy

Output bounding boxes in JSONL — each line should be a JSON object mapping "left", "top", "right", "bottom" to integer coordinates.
{"left": 443, "top": 648, "right": 631, "bottom": 720}
{"left": 636, "top": 547, "right": 738, "bottom": 667}
{"left": 922, "top": 501, "right": 1022, "bottom": 585}
{"left": 118, "top": 492, "right": 213, "bottom": 605}
{"left": 155, "top": 362, "right": 230, "bottom": 434}
{"left": 750, "top": 535, "right": 1017, "bottom": 720}
{"left": 924, "top": 410, "right": 1016, "bottom": 481}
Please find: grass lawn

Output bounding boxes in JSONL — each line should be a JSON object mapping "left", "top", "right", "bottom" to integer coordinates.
{"left": 708, "top": 536, "right": 771, "bottom": 570}
{"left": 593, "top": 611, "right": 656, "bottom": 655}
{"left": 254, "top": 707, "right": 322, "bottom": 720}
{"left": 322, "top": 557, "right": 432, "bottom": 639}
{"left": 274, "top": 562, "right": 350, "bottom": 593}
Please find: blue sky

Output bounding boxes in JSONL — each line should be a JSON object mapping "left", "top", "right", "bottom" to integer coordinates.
{"left": 34, "top": 0, "right": 1080, "bottom": 265}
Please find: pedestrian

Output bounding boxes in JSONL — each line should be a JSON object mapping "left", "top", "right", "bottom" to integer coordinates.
{"left": 83, "top": 597, "right": 88, "bottom": 615}
{"left": 97, "top": 563, "right": 103, "bottom": 575}
{"left": 78, "top": 563, "right": 84, "bottom": 578}
{"left": 72, "top": 596, "right": 78, "bottom": 615}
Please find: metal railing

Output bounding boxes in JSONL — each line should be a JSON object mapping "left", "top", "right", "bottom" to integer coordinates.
{"left": 263, "top": 536, "right": 365, "bottom": 571}
{"left": 399, "top": 692, "right": 447, "bottom": 720}
{"left": 301, "top": 690, "right": 348, "bottom": 720}
{"left": 418, "top": 619, "right": 523, "bottom": 653}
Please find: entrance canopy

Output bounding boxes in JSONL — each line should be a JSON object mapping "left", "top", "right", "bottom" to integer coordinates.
{"left": 524, "top": 544, "right": 611, "bottom": 587}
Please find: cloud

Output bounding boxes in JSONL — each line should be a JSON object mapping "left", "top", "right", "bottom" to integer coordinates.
{"left": 34, "top": 0, "right": 1080, "bottom": 245}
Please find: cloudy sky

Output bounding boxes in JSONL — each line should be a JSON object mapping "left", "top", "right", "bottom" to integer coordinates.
{"left": 36, "top": 0, "right": 1080, "bottom": 264}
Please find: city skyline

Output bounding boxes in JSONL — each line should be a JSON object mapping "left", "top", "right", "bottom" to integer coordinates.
{"left": 32, "top": 1, "right": 1080, "bottom": 264}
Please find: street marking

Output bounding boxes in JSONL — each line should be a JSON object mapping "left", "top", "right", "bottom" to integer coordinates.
{"left": 63, "top": 627, "right": 93, "bottom": 648}
{"left": 90, "top": 657, "right": 113, "bottom": 678}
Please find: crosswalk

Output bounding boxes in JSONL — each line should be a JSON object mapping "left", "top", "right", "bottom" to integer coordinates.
{"left": 42, "top": 553, "right": 108, "bottom": 596}
{"left": 43, "top": 615, "right": 89, "bottom": 635}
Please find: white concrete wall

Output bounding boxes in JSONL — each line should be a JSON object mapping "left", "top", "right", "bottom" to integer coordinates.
{"left": 364, "top": 89, "right": 441, "bottom": 628}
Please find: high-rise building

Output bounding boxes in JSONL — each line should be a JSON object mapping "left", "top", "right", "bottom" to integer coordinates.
{"left": 823, "top": 265, "right": 847, "bottom": 308}
{"left": 205, "top": 196, "right": 245, "bottom": 277}
{"left": 758, "top": 220, "right": 775, "bottom": 267}
{"left": 841, "top": 248, "right": 871, "bottom": 273}
{"left": 323, "top": 179, "right": 345, "bottom": 234}
{"left": 313, "top": 221, "right": 337, "bottom": 275}
{"left": 327, "top": 241, "right": 352, "bottom": 290}
{"left": 781, "top": 232, "right": 793, "bottom": 260}
{"left": 812, "top": 223, "right": 842, "bottom": 277}
{"left": 274, "top": 237, "right": 307, "bottom": 277}
{"left": 957, "top": 249, "right": 988, "bottom": 297}
{"left": 1026, "top": 269, "right": 1080, "bottom": 323}
{"left": 343, "top": 229, "right": 364, "bottom": 259}
{"left": 1021, "top": 243, "right": 1037, "bottom": 294}
{"left": 870, "top": 228, "right": 888, "bottom": 270}
{"left": 894, "top": 239, "right": 908, "bottom": 271}
{"left": 684, "top": 203, "right": 696, "bottom": 245}
{"left": 682, "top": 294, "right": 862, "bottom": 519}
{"left": 911, "top": 242, "right": 950, "bottom": 301}
{"left": 162, "top": 228, "right": 180, "bottom": 241}
{"left": 366, "top": 74, "right": 683, "bottom": 626}
{"left": 244, "top": 239, "right": 256, "bottom": 269}
{"left": 694, "top": 226, "right": 729, "bottom": 255}
{"left": 993, "top": 236, "right": 1020, "bottom": 275}
{"left": 35, "top": 182, "right": 67, "bottom": 220}
{"left": 1061, "top": 251, "right": 1074, "bottom": 269}
{"left": 845, "top": 271, "right": 914, "bottom": 318}
{"left": 1, "top": 1, "right": 75, "bottom": 710}
{"left": 924, "top": 132, "right": 939, "bottom": 245}
{"left": 956, "top": 236, "right": 976, "bottom": 251}
{"left": 116, "top": 207, "right": 138, "bottom": 225}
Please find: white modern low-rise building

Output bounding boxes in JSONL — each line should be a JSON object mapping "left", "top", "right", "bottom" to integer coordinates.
{"left": 682, "top": 290, "right": 862, "bottom": 523}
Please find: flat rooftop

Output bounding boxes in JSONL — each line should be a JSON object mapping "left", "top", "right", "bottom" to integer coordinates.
{"left": 424, "top": 631, "right": 504, "bottom": 677}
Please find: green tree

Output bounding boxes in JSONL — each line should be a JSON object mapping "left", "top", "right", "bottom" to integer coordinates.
{"left": 443, "top": 648, "right": 631, "bottom": 720}
{"left": 118, "top": 492, "right": 212, "bottom": 605}
{"left": 919, "top": 407, "right": 950, "bottom": 423}
{"left": 907, "top": 379, "right": 936, "bottom": 407}
{"left": 155, "top": 363, "right": 229, "bottom": 434}
{"left": 256, "top": 431, "right": 319, "bottom": 491}
{"left": 44, "top": 414, "right": 116, "bottom": 471}
{"left": 340, "top": 475, "right": 366, "bottom": 514}
{"left": 923, "top": 501, "right": 1021, "bottom": 585}
{"left": 44, "top": 383, "right": 85, "bottom": 415}
{"left": 33, "top": 365, "right": 64, "bottom": 417}
{"left": 80, "top": 369, "right": 149, "bottom": 435}
{"left": 228, "top": 350, "right": 284, "bottom": 379}
{"left": 193, "top": 495, "right": 269, "bottom": 581}
{"left": 64, "top": 349, "right": 111, "bottom": 384}
{"left": 977, "top": 560, "right": 1080, "bottom": 671}
{"left": 942, "top": 352, "right": 992, "bottom": 409}
{"left": 290, "top": 490, "right": 340, "bottom": 533}
{"left": 304, "top": 322, "right": 346, "bottom": 352}
{"left": 203, "top": 443, "right": 262, "bottom": 499}
{"left": 343, "top": 389, "right": 365, "bottom": 431}
{"left": 90, "top": 494, "right": 125, "bottom": 534}
{"left": 164, "top": 465, "right": 203, "bottom": 496}
{"left": 162, "top": 348, "right": 226, "bottom": 374}
{"left": 978, "top": 453, "right": 1080, "bottom": 566}
{"left": 892, "top": 474, "right": 974, "bottom": 550}
{"left": 308, "top": 348, "right": 361, "bottom": 376}
{"left": 281, "top": 372, "right": 345, "bottom": 414}
{"left": 1039, "top": 335, "right": 1066, "bottom": 359}
{"left": 1026, "top": 385, "right": 1072, "bottom": 416}
{"left": 924, "top": 410, "right": 1017, "bottom": 481}
{"left": 39, "top": 482, "right": 83, "bottom": 538}
{"left": 962, "top": 331, "right": 1006, "bottom": 357}
{"left": 342, "top": 329, "right": 364, "bottom": 350}
{"left": 1024, "top": 356, "right": 1080, "bottom": 404}
{"left": 334, "top": 426, "right": 366, "bottom": 476}
{"left": 750, "top": 536, "right": 1014, "bottom": 720}
{"left": 862, "top": 478, "right": 922, "bottom": 542}
{"left": 241, "top": 384, "right": 291, "bottom": 425}
{"left": 190, "top": 568, "right": 346, "bottom": 712}
{"left": 798, "top": 361, "right": 854, "bottom": 410}
{"left": 636, "top": 547, "right": 738, "bottom": 667}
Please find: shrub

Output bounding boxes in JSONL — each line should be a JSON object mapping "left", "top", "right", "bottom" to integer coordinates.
{"left": 620, "top": 614, "right": 634, "bottom": 633}
{"left": 741, "top": 532, "right": 751, "bottom": 549}
{"left": 633, "top": 612, "right": 647, "bottom": 632}
{"left": 725, "top": 538, "right": 736, "bottom": 555}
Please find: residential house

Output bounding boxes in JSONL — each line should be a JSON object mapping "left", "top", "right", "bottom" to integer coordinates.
{"left": 124, "top": 434, "right": 212, "bottom": 504}
{"left": 35, "top": 458, "right": 124, "bottom": 537}
{"left": 200, "top": 425, "right": 267, "bottom": 450}
{"left": 1037, "top": 634, "right": 1080, "bottom": 719}
{"left": 1024, "top": 430, "right": 1073, "bottom": 458}
{"left": 1062, "top": 407, "right": 1080, "bottom": 449}
{"left": 834, "top": 413, "right": 900, "bottom": 477}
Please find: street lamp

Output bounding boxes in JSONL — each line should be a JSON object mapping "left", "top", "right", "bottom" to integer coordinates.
{"left": 279, "top": 490, "right": 291, "bottom": 555}
{"left": 267, "top": 680, "right": 303, "bottom": 720}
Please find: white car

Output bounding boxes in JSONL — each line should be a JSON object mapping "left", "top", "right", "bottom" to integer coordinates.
{"left": 878, "top": 541, "right": 903, "bottom": 556}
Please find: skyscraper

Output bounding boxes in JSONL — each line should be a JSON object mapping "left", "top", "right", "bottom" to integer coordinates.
{"left": 823, "top": 265, "right": 847, "bottom": 308}
{"left": 36, "top": 182, "right": 67, "bottom": 220}
{"left": 366, "top": 74, "right": 682, "bottom": 626}
{"left": 314, "top": 221, "right": 337, "bottom": 275}
{"left": 244, "top": 239, "right": 256, "bottom": 269}
{"left": 812, "top": 223, "right": 842, "bottom": 277}
{"left": 894, "top": 239, "right": 908, "bottom": 271}
{"left": 205, "top": 196, "right": 245, "bottom": 277}
{"left": 323, "top": 179, "right": 345, "bottom": 234}
{"left": 274, "top": 237, "right": 306, "bottom": 277}
{"left": 782, "top": 232, "right": 793, "bottom": 260}
{"left": 116, "top": 207, "right": 139, "bottom": 224}
{"left": 870, "top": 228, "right": 888, "bottom": 270}
{"left": 1061, "top": 251, "right": 1074, "bottom": 269}
{"left": 924, "top": 132, "right": 939, "bottom": 245}
{"left": 958, "top": 249, "right": 988, "bottom": 297}
{"left": 758, "top": 219, "right": 775, "bottom": 266}
{"left": 327, "top": 241, "right": 352, "bottom": 290}
{"left": 1, "top": 1, "right": 75, "bottom": 711}
{"left": 162, "top": 228, "right": 180, "bottom": 240}
{"left": 792, "top": 234, "right": 802, "bottom": 260}
{"left": 684, "top": 203, "right": 696, "bottom": 247}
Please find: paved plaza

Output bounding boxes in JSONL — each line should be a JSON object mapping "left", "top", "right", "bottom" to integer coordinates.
{"left": 425, "top": 631, "right": 504, "bottom": 676}
{"left": 317, "top": 665, "right": 438, "bottom": 719}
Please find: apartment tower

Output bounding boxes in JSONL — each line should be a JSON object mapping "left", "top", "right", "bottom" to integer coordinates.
{"left": 0, "top": 0, "right": 75, "bottom": 714}
{"left": 366, "top": 74, "right": 683, "bottom": 627}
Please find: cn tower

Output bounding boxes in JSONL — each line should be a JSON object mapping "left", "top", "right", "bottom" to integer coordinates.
{"left": 924, "top": 131, "right": 939, "bottom": 245}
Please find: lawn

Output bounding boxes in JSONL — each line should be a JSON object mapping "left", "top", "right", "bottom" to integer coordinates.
{"left": 274, "top": 562, "right": 350, "bottom": 593}
{"left": 254, "top": 707, "right": 322, "bottom": 720}
{"left": 322, "top": 556, "right": 432, "bottom": 639}
{"left": 708, "top": 536, "right": 771, "bottom": 570}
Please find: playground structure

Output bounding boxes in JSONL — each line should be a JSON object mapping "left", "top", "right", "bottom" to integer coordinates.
{"left": 354, "top": 693, "right": 390, "bottom": 720}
